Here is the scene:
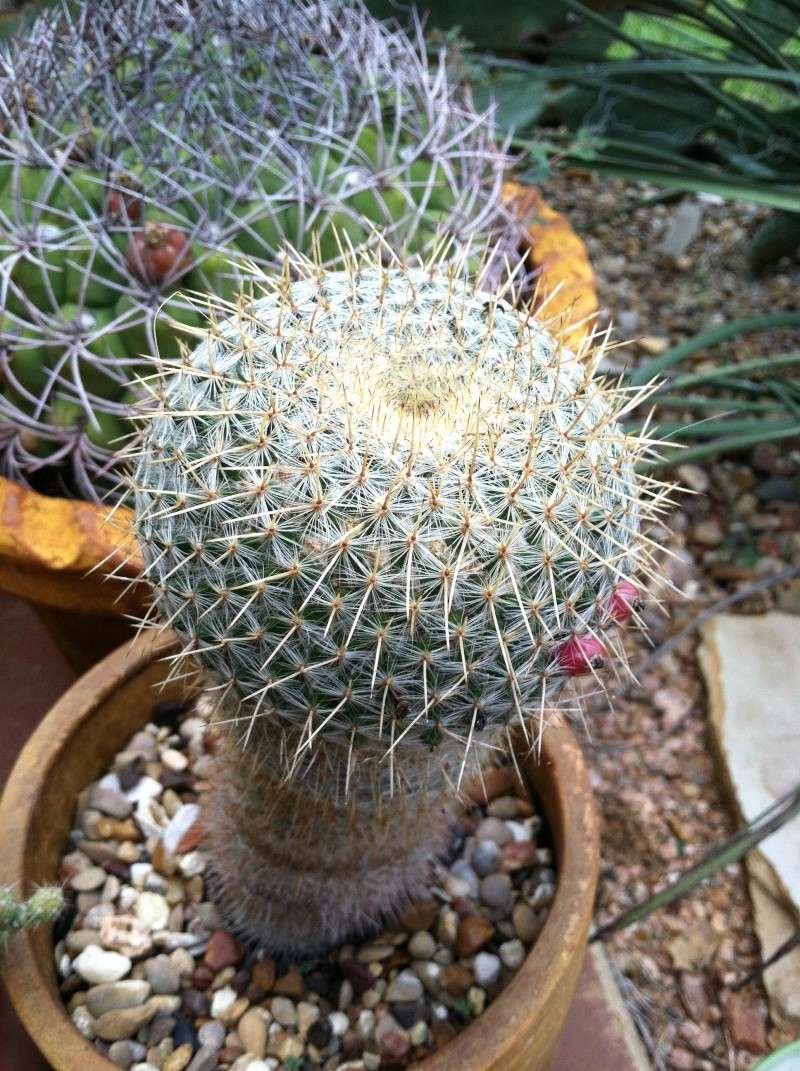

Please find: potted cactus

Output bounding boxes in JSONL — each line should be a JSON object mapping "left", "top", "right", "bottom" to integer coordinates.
{"left": 0, "top": 249, "right": 653, "bottom": 1070}
{"left": 0, "top": 0, "right": 597, "bottom": 666}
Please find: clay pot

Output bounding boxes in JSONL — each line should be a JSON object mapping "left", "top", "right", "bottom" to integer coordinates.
{"left": 0, "top": 630, "right": 599, "bottom": 1071}
{"left": 0, "top": 185, "right": 597, "bottom": 671}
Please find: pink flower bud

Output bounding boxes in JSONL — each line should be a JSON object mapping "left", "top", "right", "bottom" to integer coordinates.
{"left": 607, "top": 580, "right": 640, "bottom": 624}
{"left": 555, "top": 634, "right": 605, "bottom": 676}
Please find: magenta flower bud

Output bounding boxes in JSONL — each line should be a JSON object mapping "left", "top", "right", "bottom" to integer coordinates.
{"left": 555, "top": 634, "right": 606, "bottom": 676}
{"left": 607, "top": 580, "right": 640, "bottom": 624}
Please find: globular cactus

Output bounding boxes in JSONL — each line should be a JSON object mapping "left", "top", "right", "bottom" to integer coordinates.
{"left": 129, "top": 248, "right": 661, "bottom": 953}
{"left": 0, "top": 885, "right": 64, "bottom": 948}
{"left": 0, "top": 0, "right": 517, "bottom": 500}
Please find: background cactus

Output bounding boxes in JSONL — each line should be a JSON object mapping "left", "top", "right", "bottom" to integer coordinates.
{"left": 129, "top": 249, "right": 663, "bottom": 953}
{"left": 0, "top": 884, "right": 63, "bottom": 947}
{"left": 0, "top": 0, "right": 517, "bottom": 500}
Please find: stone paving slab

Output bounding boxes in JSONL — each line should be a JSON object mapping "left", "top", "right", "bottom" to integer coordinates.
{"left": 700, "top": 612, "right": 800, "bottom": 1030}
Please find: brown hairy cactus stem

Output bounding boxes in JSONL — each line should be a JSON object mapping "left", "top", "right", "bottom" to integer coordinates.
{"left": 204, "top": 726, "right": 455, "bottom": 955}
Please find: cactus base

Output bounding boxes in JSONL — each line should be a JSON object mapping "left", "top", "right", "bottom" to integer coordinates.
{"left": 205, "top": 728, "right": 453, "bottom": 954}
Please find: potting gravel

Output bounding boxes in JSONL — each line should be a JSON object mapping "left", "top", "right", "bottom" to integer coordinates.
{"left": 55, "top": 697, "right": 555, "bottom": 1070}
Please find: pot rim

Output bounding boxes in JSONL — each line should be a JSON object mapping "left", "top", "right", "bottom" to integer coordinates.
{"left": 0, "top": 630, "right": 599, "bottom": 1070}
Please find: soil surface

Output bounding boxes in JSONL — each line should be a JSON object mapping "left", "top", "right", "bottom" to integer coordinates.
{"left": 542, "top": 167, "right": 800, "bottom": 1069}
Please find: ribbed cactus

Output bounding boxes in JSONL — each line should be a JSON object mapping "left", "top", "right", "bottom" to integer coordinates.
{"left": 0, "top": 885, "right": 63, "bottom": 948}
{"left": 0, "top": 0, "right": 517, "bottom": 499}
{"left": 129, "top": 250, "right": 659, "bottom": 952}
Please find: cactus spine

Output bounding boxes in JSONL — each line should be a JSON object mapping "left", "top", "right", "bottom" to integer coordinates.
{"left": 0, "top": 885, "right": 63, "bottom": 947}
{"left": 130, "top": 248, "right": 662, "bottom": 952}
{"left": 1, "top": 0, "right": 517, "bottom": 499}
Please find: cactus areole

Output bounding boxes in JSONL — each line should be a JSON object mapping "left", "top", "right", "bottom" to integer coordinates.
{"left": 131, "top": 254, "right": 654, "bottom": 953}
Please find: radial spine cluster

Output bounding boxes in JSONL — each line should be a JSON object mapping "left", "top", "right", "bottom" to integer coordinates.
{"left": 131, "top": 251, "right": 657, "bottom": 778}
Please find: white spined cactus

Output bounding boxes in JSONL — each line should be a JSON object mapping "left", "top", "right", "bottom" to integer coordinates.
{"left": 128, "top": 248, "right": 664, "bottom": 952}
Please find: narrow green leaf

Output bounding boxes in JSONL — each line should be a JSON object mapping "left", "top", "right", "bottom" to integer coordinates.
{"left": 592, "top": 781, "right": 800, "bottom": 940}
{"left": 629, "top": 312, "right": 800, "bottom": 386}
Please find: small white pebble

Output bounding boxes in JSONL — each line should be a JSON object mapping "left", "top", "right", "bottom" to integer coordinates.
{"left": 506, "top": 820, "right": 532, "bottom": 843}
{"left": 210, "top": 985, "right": 237, "bottom": 1018}
{"left": 73, "top": 945, "right": 131, "bottom": 984}
{"left": 130, "top": 863, "right": 153, "bottom": 889}
{"left": 118, "top": 886, "right": 138, "bottom": 912}
{"left": 499, "top": 939, "right": 525, "bottom": 970}
{"left": 126, "top": 776, "right": 163, "bottom": 803}
{"left": 473, "top": 952, "right": 501, "bottom": 987}
{"left": 409, "top": 1021, "right": 428, "bottom": 1046}
{"left": 161, "top": 748, "right": 188, "bottom": 772}
{"left": 178, "top": 851, "right": 206, "bottom": 877}
{"left": 162, "top": 804, "right": 201, "bottom": 856}
{"left": 468, "top": 985, "right": 487, "bottom": 1016}
{"left": 328, "top": 1010, "right": 350, "bottom": 1037}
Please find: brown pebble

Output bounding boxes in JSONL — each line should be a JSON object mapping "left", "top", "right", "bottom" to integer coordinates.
{"left": 722, "top": 993, "right": 767, "bottom": 1054}
{"left": 341, "top": 959, "right": 375, "bottom": 995}
{"left": 386, "top": 949, "right": 412, "bottom": 971}
{"left": 93, "top": 1002, "right": 156, "bottom": 1041}
{"left": 486, "top": 796, "right": 533, "bottom": 819}
{"left": 500, "top": 842, "right": 537, "bottom": 872}
{"left": 176, "top": 818, "right": 205, "bottom": 854}
{"left": 430, "top": 1020, "right": 457, "bottom": 1049}
{"left": 117, "top": 756, "right": 145, "bottom": 792}
{"left": 251, "top": 959, "right": 276, "bottom": 993}
{"left": 380, "top": 1029, "right": 411, "bottom": 1066}
{"left": 161, "top": 769, "right": 196, "bottom": 792}
{"left": 97, "top": 818, "right": 141, "bottom": 842}
{"left": 398, "top": 900, "right": 439, "bottom": 933}
{"left": 679, "top": 972, "right": 709, "bottom": 1023}
{"left": 245, "top": 982, "right": 267, "bottom": 1004}
{"left": 217, "top": 1046, "right": 243, "bottom": 1063}
{"left": 231, "top": 968, "right": 250, "bottom": 995}
{"left": 181, "top": 989, "right": 209, "bottom": 1017}
{"left": 451, "top": 897, "right": 480, "bottom": 918}
{"left": 341, "top": 1031, "right": 364, "bottom": 1060}
{"left": 152, "top": 841, "right": 177, "bottom": 877}
{"left": 103, "top": 858, "right": 132, "bottom": 882}
{"left": 464, "top": 765, "right": 516, "bottom": 805}
{"left": 162, "top": 1044, "right": 193, "bottom": 1071}
{"left": 273, "top": 965, "right": 305, "bottom": 998}
{"left": 456, "top": 916, "right": 495, "bottom": 957}
{"left": 77, "top": 840, "right": 119, "bottom": 865}
{"left": 203, "top": 930, "right": 244, "bottom": 972}
{"left": 192, "top": 964, "right": 214, "bottom": 991}
{"left": 439, "top": 964, "right": 472, "bottom": 997}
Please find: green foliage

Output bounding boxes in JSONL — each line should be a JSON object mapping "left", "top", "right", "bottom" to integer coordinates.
{"left": 627, "top": 312, "right": 800, "bottom": 468}
{"left": 451, "top": 2, "right": 800, "bottom": 253}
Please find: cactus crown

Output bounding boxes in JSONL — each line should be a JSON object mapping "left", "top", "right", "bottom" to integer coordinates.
{"left": 1, "top": 0, "right": 516, "bottom": 499}
{"left": 130, "top": 248, "right": 663, "bottom": 789}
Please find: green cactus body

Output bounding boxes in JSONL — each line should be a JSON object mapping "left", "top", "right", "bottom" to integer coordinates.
{"left": 131, "top": 254, "right": 656, "bottom": 953}
{"left": 0, "top": 886, "right": 64, "bottom": 947}
{"left": 0, "top": 0, "right": 518, "bottom": 499}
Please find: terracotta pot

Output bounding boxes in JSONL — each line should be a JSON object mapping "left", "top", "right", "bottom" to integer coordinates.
{"left": 0, "top": 631, "right": 599, "bottom": 1071}
{"left": 0, "top": 185, "right": 597, "bottom": 670}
